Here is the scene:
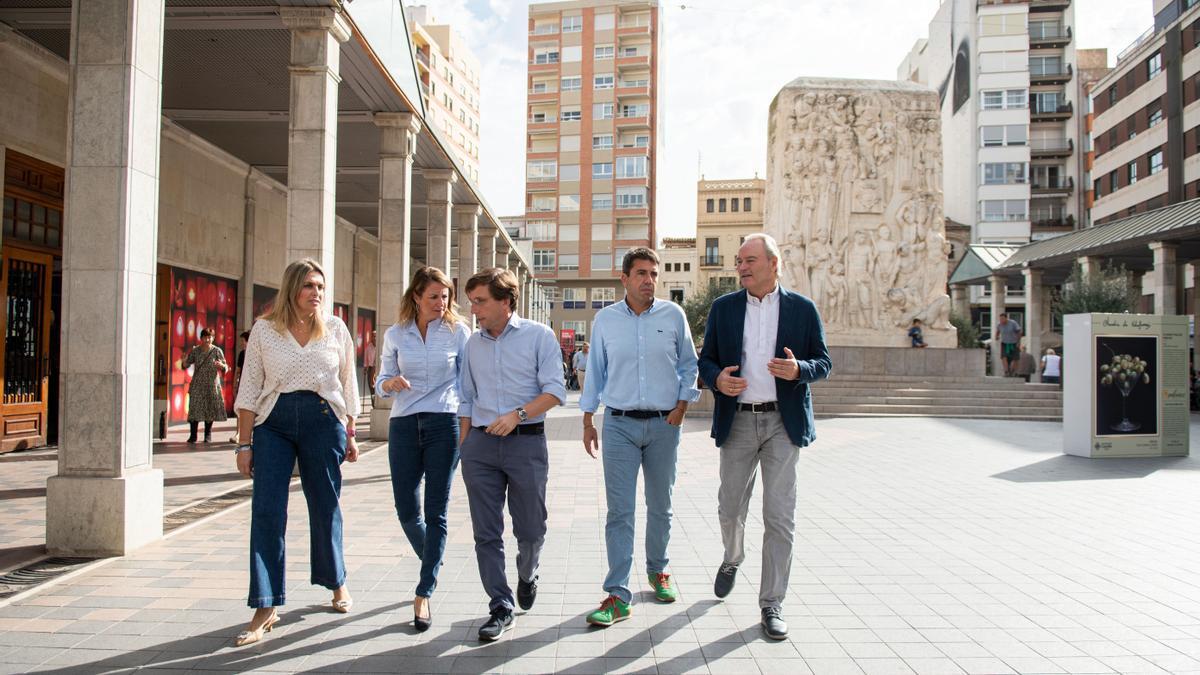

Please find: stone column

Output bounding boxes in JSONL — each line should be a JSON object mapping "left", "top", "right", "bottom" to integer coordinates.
{"left": 520, "top": 269, "right": 531, "bottom": 316}
{"left": 1077, "top": 255, "right": 1102, "bottom": 281}
{"left": 239, "top": 172, "right": 257, "bottom": 332}
{"left": 374, "top": 112, "right": 420, "bottom": 327}
{"left": 423, "top": 169, "right": 457, "bottom": 272}
{"left": 1131, "top": 270, "right": 1145, "bottom": 312}
{"left": 1149, "top": 241, "right": 1178, "bottom": 314}
{"left": 454, "top": 204, "right": 481, "bottom": 318}
{"left": 1023, "top": 267, "right": 1043, "bottom": 383}
{"left": 950, "top": 284, "right": 969, "bottom": 320}
{"left": 478, "top": 224, "right": 497, "bottom": 269}
{"left": 496, "top": 239, "right": 512, "bottom": 274}
{"left": 47, "top": 0, "right": 166, "bottom": 555}
{"left": 989, "top": 274, "right": 1006, "bottom": 377}
{"left": 281, "top": 8, "right": 350, "bottom": 293}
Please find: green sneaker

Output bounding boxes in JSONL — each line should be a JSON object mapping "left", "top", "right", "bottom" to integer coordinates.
{"left": 649, "top": 572, "right": 678, "bottom": 603}
{"left": 586, "top": 595, "right": 631, "bottom": 626}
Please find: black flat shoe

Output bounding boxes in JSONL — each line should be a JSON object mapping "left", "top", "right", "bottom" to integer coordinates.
{"left": 517, "top": 577, "right": 538, "bottom": 611}
{"left": 414, "top": 611, "right": 432, "bottom": 632}
{"left": 478, "top": 607, "right": 514, "bottom": 641}
{"left": 714, "top": 562, "right": 738, "bottom": 599}
{"left": 761, "top": 606, "right": 788, "bottom": 640}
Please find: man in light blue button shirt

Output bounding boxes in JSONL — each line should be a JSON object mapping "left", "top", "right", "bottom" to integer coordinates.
{"left": 458, "top": 268, "right": 566, "bottom": 641}
{"left": 581, "top": 248, "right": 700, "bottom": 626}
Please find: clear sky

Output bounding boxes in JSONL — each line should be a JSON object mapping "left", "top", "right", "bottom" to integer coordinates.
{"left": 419, "top": 0, "right": 1153, "bottom": 240}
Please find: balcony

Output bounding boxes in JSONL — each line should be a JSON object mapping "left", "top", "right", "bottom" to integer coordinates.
{"left": 616, "top": 54, "right": 651, "bottom": 70}
{"left": 1031, "top": 210, "right": 1076, "bottom": 229}
{"left": 615, "top": 113, "right": 651, "bottom": 129}
{"left": 1031, "top": 176, "right": 1074, "bottom": 195}
{"left": 1029, "top": 24, "right": 1071, "bottom": 48}
{"left": 1030, "top": 137, "right": 1074, "bottom": 158}
{"left": 1030, "top": 63, "right": 1073, "bottom": 85}
{"left": 1029, "top": 0, "right": 1070, "bottom": 12}
{"left": 530, "top": 25, "right": 558, "bottom": 35}
{"left": 415, "top": 49, "right": 430, "bottom": 71}
{"left": 701, "top": 255, "right": 723, "bottom": 268}
{"left": 1030, "top": 100, "right": 1072, "bottom": 122}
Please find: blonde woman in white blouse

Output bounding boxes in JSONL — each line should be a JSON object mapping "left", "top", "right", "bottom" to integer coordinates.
{"left": 232, "top": 258, "right": 360, "bottom": 646}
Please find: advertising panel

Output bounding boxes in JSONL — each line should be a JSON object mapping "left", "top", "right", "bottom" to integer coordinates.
{"left": 167, "top": 267, "right": 238, "bottom": 424}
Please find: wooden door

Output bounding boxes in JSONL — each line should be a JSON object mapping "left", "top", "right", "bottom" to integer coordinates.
{"left": 0, "top": 247, "right": 54, "bottom": 452}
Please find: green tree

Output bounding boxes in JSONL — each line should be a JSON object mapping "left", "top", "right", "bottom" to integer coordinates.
{"left": 682, "top": 279, "right": 736, "bottom": 344}
{"left": 949, "top": 312, "right": 982, "bottom": 348}
{"left": 1052, "top": 263, "right": 1139, "bottom": 325}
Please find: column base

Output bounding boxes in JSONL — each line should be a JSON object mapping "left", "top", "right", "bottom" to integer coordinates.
{"left": 46, "top": 469, "right": 164, "bottom": 557}
{"left": 370, "top": 395, "right": 391, "bottom": 441}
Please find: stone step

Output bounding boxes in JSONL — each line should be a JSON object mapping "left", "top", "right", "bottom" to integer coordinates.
{"left": 812, "top": 388, "right": 1063, "bottom": 400}
{"left": 815, "top": 379, "right": 1057, "bottom": 391}
{"left": 815, "top": 403, "right": 1063, "bottom": 418}
{"left": 823, "top": 374, "right": 1054, "bottom": 384}
{"left": 816, "top": 395, "right": 1062, "bottom": 407}
{"left": 816, "top": 412, "right": 1063, "bottom": 422}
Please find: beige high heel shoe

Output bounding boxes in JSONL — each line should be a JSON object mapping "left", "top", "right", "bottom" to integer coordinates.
{"left": 234, "top": 610, "right": 280, "bottom": 647}
{"left": 332, "top": 587, "right": 353, "bottom": 614}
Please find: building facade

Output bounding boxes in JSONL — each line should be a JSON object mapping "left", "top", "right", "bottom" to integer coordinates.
{"left": 656, "top": 237, "right": 695, "bottom": 304}
{"left": 408, "top": 6, "right": 483, "bottom": 184}
{"left": 525, "top": 0, "right": 660, "bottom": 346}
{"left": 899, "top": 0, "right": 1081, "bottom": 324}
{"left": 695, "top": 178, "right": 765, "bottom": 292}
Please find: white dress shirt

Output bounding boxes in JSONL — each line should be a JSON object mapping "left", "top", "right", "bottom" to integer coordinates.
{"left": 739, "top": 285, "right": 780, "bottom": 404}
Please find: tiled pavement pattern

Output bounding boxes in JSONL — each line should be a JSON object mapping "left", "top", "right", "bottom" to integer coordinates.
{"left": 0, "top": 397, "right": 1197, "bottom": 674}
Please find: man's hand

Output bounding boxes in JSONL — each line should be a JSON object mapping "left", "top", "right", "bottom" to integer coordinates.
{"left": 382, "top": 375, "right": 411, "bottom": 393}
{"left": 767, "top": 347, "right": 801, "bottom": 381}
{"left": 485, "top": 410, "right": 521, "bottom": 436}
{"left": 716, "top": 365, "right": 748, "bottom": 397}
{"left": 583, "top": 424, "right": 599, "bottom": 457}
{"left": 236, "top": 450, "right": 253, "bottom": 478}
{"left": 666, "top": 402, "right": 687, "bottom": 426}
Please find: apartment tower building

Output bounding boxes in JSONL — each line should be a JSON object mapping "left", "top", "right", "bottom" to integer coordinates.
{"left": 409, "top": 6, "right": 483, "bottom": 183}
{"left": 899, "top": 0, "right": 1080, "bottom": 321}
{"left": 525, "top": 0, "right": 660, "bottom": 344}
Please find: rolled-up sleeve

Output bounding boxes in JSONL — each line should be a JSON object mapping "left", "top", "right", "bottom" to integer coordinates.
{"left": 235, "top": 325, "right": 265, "bottom": 415}
{"left": 457, "top": 336, "right": 476, "bottom": 419}
{"left": 675, "top": 308, "right": 701, "bottom": 402}
{"left": 374, "top": 325, "right": 400, "bottom": 399}
{"left": 537, "top": 329, "right": 567, "bottom": 405}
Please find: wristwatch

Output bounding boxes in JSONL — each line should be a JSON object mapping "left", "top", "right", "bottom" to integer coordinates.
{"left": 516, "top": 407, "right": 528, "bottom": 422}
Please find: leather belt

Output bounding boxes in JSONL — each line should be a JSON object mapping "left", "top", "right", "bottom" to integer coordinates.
{"left": 608, "top": 408, "right": 673, "bottom": 419}
{"left": 474, "top": 423, "right": 545, "bottom": 436}
{"left": 737, "top": 402, "right": 778, "bottom": 413}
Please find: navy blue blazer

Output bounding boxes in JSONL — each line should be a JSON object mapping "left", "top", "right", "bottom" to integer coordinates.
{"left": 698, "top": 287, "right": 831, "bottom": 448}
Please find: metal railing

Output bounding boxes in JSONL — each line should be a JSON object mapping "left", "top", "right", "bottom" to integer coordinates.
{"left": 1030, "top": 138, "right": 1074, "bottom": 153}
{"left": 1032, "top": 176, "right": 1075, "bottom": 190}
{"left": 701, "top": 255, "right": 723, "bottom": 267}
{"left": 1031, "top": 100, "right": 1073, "bottom": 116}
{"left": 1030, "top": 63, "right": 1073, "bottom": 79}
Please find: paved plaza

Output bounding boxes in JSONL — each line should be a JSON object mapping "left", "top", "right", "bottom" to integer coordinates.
{"left": 1, "top": 398, "right": 1199, "bottom": 674}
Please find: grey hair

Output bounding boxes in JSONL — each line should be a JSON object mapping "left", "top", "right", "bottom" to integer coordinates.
{"left": 742, "top": 233, "right": 781, "bottom": 261}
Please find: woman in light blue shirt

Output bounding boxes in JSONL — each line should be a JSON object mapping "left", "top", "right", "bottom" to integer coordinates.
{"left": 375, "top": 267, "right": 470, "bottom": 631}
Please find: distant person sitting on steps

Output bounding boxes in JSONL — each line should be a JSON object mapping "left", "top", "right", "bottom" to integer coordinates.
{"left": 1041, "top": 348, "right": 1062, "bottom": 385}
{"left": 907, "top": 318, "right": 927, "bottom": 348}
{"left": 1014, "top": 343, "right": 1037, "bottom": 382}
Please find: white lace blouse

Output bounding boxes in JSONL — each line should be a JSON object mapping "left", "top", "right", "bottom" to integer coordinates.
{"left": 235, "top": 315, "right": 361, "bottom": 425}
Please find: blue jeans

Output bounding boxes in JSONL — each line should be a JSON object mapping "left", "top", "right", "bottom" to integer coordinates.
{"left": 388, "top": 412, "right": 460, "bottom": 598}
{"left": 602, "top": 411, "right": 681, "bottom": 604}
{"left": 247, "top": 391, "right": 347, "bottom": 608}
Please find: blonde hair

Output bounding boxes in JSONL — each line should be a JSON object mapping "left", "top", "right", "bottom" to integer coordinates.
{"left": 399, "top": 266, "right": 465, "bottom": 327}
{"left": 261, "top": 258, "right": 328, "bottom": 341}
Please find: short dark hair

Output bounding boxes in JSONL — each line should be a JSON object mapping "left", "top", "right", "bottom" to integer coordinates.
{"left": 999, "top": 313, "right": 1008, "bottom": 318}
{"left": 240, "top": 331, "right": 251, "bottom": 340}
{"left": 621, "top": 247, "right": 660, "bottom": 276}
{"left": 911, "top": 318, "right": 922, "bottom": 325}
{"left": 200, "top": 328, "right": 214, "bottom": 338}
{"left": 465, "top": 267, "right": 520, "bottom": 311}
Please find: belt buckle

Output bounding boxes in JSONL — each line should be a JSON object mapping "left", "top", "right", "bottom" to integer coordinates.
{"left": 752, "top": 403, "right": 765, "bottom": 414}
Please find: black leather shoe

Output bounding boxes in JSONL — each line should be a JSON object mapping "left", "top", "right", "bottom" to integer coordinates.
{"left": 517, "top": 577, "right": 538, "bottom": 611}
{"left": 761, "top": 607, "right": 788, "bottom": 640}
{"left": 414, "top": 601, "right": 432, "bottom": 633}
{"left": 478, "top": 608, "right": 514, "bottom": 641}
{"left": 714, "top": 562, "right": 738, "bottom": 599}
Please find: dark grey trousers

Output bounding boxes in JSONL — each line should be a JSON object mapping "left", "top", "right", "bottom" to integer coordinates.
{"left": 459, "top": 429, "right": 549, "bottom": 612}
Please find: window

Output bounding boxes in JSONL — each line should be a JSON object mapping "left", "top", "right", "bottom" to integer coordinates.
{"left": 621, "top": 103, "right": 650, "bottom": 118}
{"left": 531, "top": 79, "right": 552, "bottom": 94}
{"left": 592, "top": 162, "right": 613, "bottom": 179}
{"left": 1149, "top": 106, "right": 1163, "bottom": 128}
{"left": 562, "top": 15, "right": 582, "bottom": 33}
{"left": 559, "top": 255, "right": 580, "bottom": 272}
{"left": 533, "top": 248, "right": 556, "bottom": 271}
{"left": 531, "top": 195, "right": 556, "bottom": 212}
{"left": 979, "top": 51, "right": 1027, "bottom": 73}
{"left": 616, "top": 156, "right": 648, "bottom": 178}
{"left": 533, "top": 47, "right": 559, "bottom": 64}
{"left": 526, "top": 159, "right": 557, "bottom": 181}
{"left": 532, "top": 20, "right": 557, "bottom": 35}
{"left": 1150, "top": 149, "right": 1164, "bottom": 174}
{"left": 594, "top": 75, "right": 614, "bottom": 90}
{"left": 559, "top": 224, "right": 579, "bottom": 241}
{"left": 1108, "top": 170, "right": 1118, "bottom": 193}
{"left": 559, "top": 194, "right": 580, "bottom": 211}
{"left": 1029, "top": 21, "right": 1063, "bottom": 40}
{"left": 560, "top": 135, "right": 580, "bottom": 151}
{"left": 616, "top": 186, "right": 647, "bottom": 208}
{"left": 561, "top": 76, "right": 581, "bottom": 92}
{"left": 620, "top": 46, "right": 642, "bottom": 58}
{"left": 1148, "top": 51, "right": 1163, "bottom": 79}
{"left": 979, "top": 199, "right": 1027, "bottom": 221}
{"left": 981, "top": 162, "right": 1028, "bottom": 184}
{"left": 981, "top": 125, "right": 1027, "bottom": 146}
{"left": 1029, "top": 55, "right": 1062, "bottom": 77}
{"left": 593, "top": 222, "right": 613, "bottom": 241}
{"left": 559, "top": 164, "right": 579, "bottom": 181}
{"left": 683, "top": 262, "right": 691, "bottom": 271}
{"left": 979, "top": 13, "right": 1025, "bottom": 36}
{"left": 743, "top": 198, "right": 751, "bottom": 211}
{"left": 1127, "top": 160, "right": 1138, "bottom": 185}
{"left": 593, "top": 102, "right": 615, "bottom": 119}
{"left": 594, "top": 12, "right": 615, "bottom": 30}
{"left": 593, "top": 134, "right": 614, "bottom": 149}
{"left": 981, "top": 89, "right": 1026, "bottom": 110}
{"left": 706, "top": 198, "right": 715, "bottom": 213}
{"left": 561, "top": 107, "right": 581, "bottom": 122}
{"left": 562, "top": 320, "right": 586, "bottom": 341}
{"left": 731, "top": 198, "right": 739, "bottom": 212}
{"left": 562, "top": 46, "right": 582, "bottom": 62}
{"left": 1108, "top": 86, "right": 1117, "bottom": 106}
{"left": 1031, "top": 91, "right": 1063, "bottom": 115}
{"left": 592, "top": 193, "right": 613, "bottom": 210}
{"left": 634, "top": 135, "right": 650, "bottom": 148}
{"left": 719, "top": 198, "right": 727, "bottom": 212}
{"left": 563, "top": 288, "right": 585, "bottom": 308}
{"left": 670, "top": 289, "right": 684, "bottom": 303}
{"left": 594, "top": 45, "right": 614, "bottom": 60}
{"left": 527, "top": 220, "right": 557, "bottom": 241}
{"left": 591, "top": 287, "right": 616, "bottom": 308}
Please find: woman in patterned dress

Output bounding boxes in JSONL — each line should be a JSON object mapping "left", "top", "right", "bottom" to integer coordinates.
{"left": 182, "top": 328, "right": 229, "bottom": 443}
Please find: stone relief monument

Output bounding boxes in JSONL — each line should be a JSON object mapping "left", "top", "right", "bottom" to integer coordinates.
{"left": 766, "top": 78, "right": 956, "bottom": 348}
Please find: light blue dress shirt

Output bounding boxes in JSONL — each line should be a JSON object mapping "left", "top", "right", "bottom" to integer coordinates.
{"left": 580, "top": 298, "right": 701, "bottom": 413}
{"left": 374, "top": 318, "right": 470, "bottom": 417}
{"left": 458, "top": 315, "right": 567, "bottom": 427}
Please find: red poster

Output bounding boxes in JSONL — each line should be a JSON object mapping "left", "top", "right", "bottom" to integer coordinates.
{"left": 167, "top": 267, "right": 239, "bottom": 425}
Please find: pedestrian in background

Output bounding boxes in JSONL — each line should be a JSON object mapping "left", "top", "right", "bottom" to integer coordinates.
{"left": 181, "top": 327, "right": 229, "bottom": 444}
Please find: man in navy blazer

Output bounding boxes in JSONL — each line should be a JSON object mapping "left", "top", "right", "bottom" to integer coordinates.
{"left": 698, "top": 233, "right": 831, "bottom": 640}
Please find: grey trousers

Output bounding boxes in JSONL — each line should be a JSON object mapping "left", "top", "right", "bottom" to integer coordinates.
{"left": 718, "top": 410, "right": 799, "bottom": 610}
{"left": 459, "top": 429, "right": 549, "bottom": 612}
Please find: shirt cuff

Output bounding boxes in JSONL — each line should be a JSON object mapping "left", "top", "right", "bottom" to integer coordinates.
{"left": 457, "top": 402, "right": 472, "bottom": 418}
{"left": 678, "top": 384, "right": 702, "bottom": 403}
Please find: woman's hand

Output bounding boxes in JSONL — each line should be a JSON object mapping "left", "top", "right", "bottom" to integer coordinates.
{"left": 345, "top": 436, "right": 359, "bottom": 462}
{"left": 381, "top": 375, "right": 411, "bottom": 393}
{"left": 236, "top": 450, "right": 253, "bottom": 478}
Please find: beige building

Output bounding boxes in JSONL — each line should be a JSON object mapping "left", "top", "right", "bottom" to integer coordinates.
{"left": 525, "top": 0, "right": 661, "bottom": 346}
{"left": 409, "top": 6, "right": 482, "bottom": 184}
{"left": 656, "top": 237, "right": 695, "bottom": 304}
{"left": 696, "top": 178, "right": 765, "bottom": 291}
